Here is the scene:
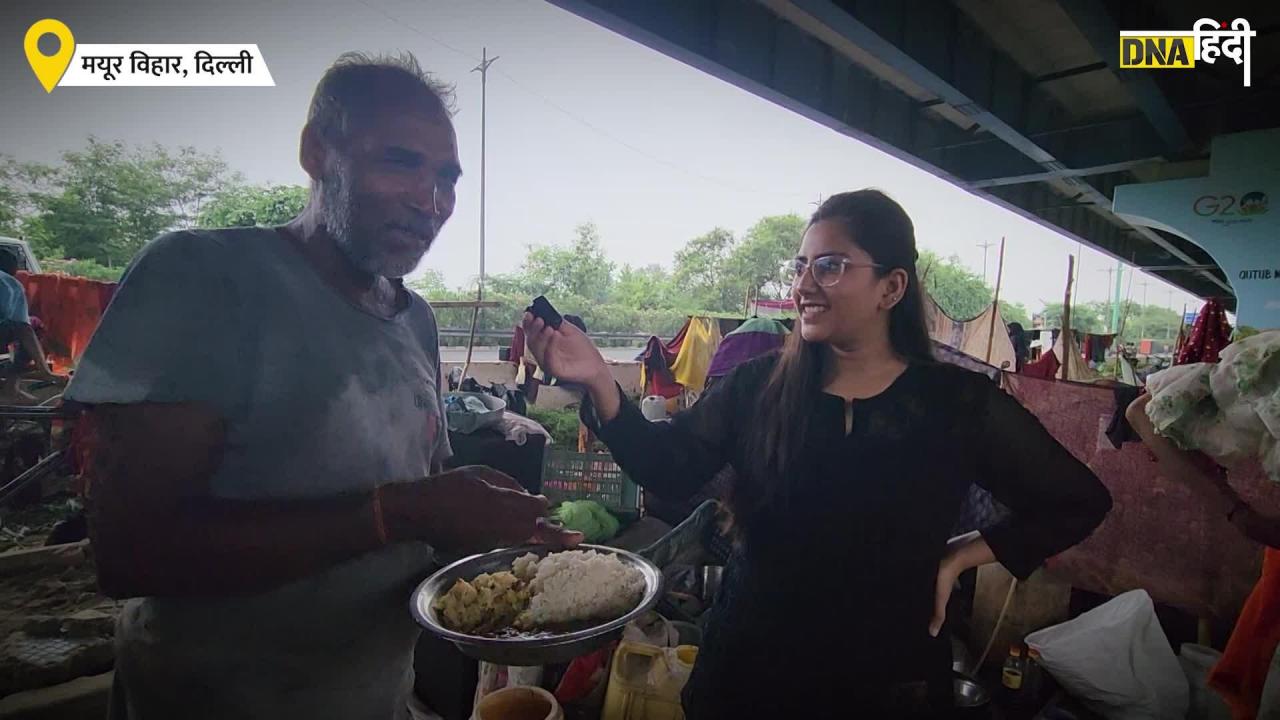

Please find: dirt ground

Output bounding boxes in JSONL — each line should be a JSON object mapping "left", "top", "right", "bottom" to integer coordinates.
{"left": 0, "top": 546, "right": 110, "bottom": 639}
{"left": 0, "top": 486, "right": 120, "bottom": 697}
{"left": 0, "top": 463, "right": 100, "bottom": 643}
{"left": 0, "top": 494, "right": 79, "bottom": 554}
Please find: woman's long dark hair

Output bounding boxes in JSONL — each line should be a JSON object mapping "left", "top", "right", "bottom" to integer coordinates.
{"left": 737, "top": 190, "right": 933, "bottom": 522}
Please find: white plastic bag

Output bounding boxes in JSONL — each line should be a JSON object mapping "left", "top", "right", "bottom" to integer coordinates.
{"left": 1026, "top": 590, "right": 1188, "bottom": 720}
{"left": 1260, "top": 643, "right": 1280, "bottom": 720}
{"left": 473, "top": 663, "right": 545, "bottom": 706}
{"left": 622, "top": 611, "right": 679, "bottom": 647}
{"left": 1178, "top": 644, "right": 1231, "bottom": 720}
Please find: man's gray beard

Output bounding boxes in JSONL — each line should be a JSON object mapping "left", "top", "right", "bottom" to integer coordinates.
{"left": 321, "top": 166, "right": 425, "bottom": 279}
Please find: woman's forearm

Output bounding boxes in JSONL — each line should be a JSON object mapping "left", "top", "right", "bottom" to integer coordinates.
{"left": 587, "top": 369, "right": 622, "bottom": 424}
{"left": 933, "top": 531, "right": 1000, "bottom": 637}
{"left": 946, "top": 531, "right": 997, "bottom": 573}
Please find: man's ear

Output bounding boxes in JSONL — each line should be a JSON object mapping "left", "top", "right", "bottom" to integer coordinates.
{"left": 299, "top": 124, "right": 327, "bottom": 183}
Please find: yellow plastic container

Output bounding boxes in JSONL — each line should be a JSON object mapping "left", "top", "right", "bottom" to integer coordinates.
{"left": 601, "top": 641, "right": 699, "bottom": 720}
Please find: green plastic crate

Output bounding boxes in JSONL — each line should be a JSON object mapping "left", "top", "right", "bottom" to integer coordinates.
{"left": 540, "top": 449, "right": 642, "bottom": 517}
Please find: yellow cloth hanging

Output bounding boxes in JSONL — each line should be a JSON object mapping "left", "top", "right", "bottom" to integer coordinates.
{"left": 669, "top": 317, "right": 723, "bottom": 392}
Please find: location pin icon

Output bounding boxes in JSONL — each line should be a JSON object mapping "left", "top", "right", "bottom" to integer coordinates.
{"left": 25, "top": 19, "right": 75, "bottom": 93}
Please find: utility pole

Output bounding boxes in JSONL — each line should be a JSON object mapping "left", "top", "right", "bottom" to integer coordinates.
{"left": 1099, "top": 267, "right": 1115, "bottom": 331}
{"left": 473, "top": 47, "right": 498, "bottom": 298}
{"left": 1072, "top": 242, "right": 1084, "bottom": 322}
{"left": 1138, "top": 279, "right": 1150, "bottom": 341}
{"left": 461, "top": 48, "right": 499, "bottom": 379}
{"left": 983, "top": 237, "right": 1006, "bottom": 364}
{"left": 977, "top": 240, "right": 996, "bottom": 284}
{"left": 1111, "top": 259, "right": 1124, "bottom": 335}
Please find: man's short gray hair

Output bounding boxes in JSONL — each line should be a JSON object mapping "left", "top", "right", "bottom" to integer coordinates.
{"left": 307, "top": 51, "right": 456, "bottom": 147}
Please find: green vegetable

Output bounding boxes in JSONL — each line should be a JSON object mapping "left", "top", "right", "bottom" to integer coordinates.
{"left": 552, "top": 500, "right": 621, "bottom": 543}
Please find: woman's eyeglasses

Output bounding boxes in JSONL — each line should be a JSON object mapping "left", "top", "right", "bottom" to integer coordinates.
{"left": 781, "top": 256, "right": 883, "bottom": 288}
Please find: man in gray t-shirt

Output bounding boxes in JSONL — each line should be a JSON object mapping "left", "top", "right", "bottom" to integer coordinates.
{"left": 1, "top": 249, "right": 64, "bottom": 403}
{"left": 66, "top": 53, "right": 578, "bottom": 720}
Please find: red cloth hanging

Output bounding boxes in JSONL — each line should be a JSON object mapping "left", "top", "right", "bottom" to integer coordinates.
{"left": 1021, "top": 349, "right": 1061, "bottom": 380}
{"left": 1210, "top": 548, "right": 1280, "bottom": 720}
{"left": 664, "top": 318, "right": 690, "bottom": 357}
{"left": 1177, "top": 299, "right": 1233, "bottom": 365}
{"left": 14, "top": 271, "right": 118, "bottom": 373}
{"left": 1082, "top": 333, "right": 1116, "bottom": 363}
{"left": 509, "top": 325, "right": 526, "bottom": 365}
{"left": 640, "top": 335, "right": 682, "bottom": 398}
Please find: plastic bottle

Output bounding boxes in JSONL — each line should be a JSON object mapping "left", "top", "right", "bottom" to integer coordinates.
{"left": 1025, "top": 648, "right": 1044, "bottom": 701}
{"left": 601, "top": 642, "right": 698, "bottom": 720}
{"left": 1001, "top": 645, "right": 1025, "bottom": 691}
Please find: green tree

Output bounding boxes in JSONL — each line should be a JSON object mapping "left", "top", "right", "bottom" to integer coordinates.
{"left": 0, "top": 155, "right": 25, "bottom": 235}
{"left": 1116, "top": 301, "right": 1181, "bottom": 343}
{"left": 417, "top": 223, "right": 649, "bottom": 343}
{"left": 1035, "top": 300, "right": 1179, "bottom": 344}
{"left": 614, "top": 264, "right": 675, "bottom": 311}
{"left": 516, "top": 222, "right": 615, "bottom": 302}
{"left": 915, "top": 251, "right": 1032, "bottom": 329}
{"left": 153, "top": 145, "right": 241, "bottom": 227}
{"left": 673, "top": 227, "right": 738, "bottom": 312}
{"left": 1039, "top": 302, "right": 1108, "bottom": 333}
{"left": 407, "top": 270, "right": 493, "bottom": 339}
{"left": 37, "top": 258, "right": 124, "bottom": 282}
{"left": 919, "top": 250, "right": 993, "bottom": 320}
{"left": 1, "top": 157, "right": 120, "bottom": 280}
{"left": 408, "top": 269, "right": 451, "bottom": 298}
{"left": 198, "top": 185, "right": 307, "bottom": 228}
{"left": 2, "top": 161, "right": 66, "bottom": 259}
{"left": 20, "top": 138, "right": 238, "bottom": 267}
{"left": 405, "top": 215, "right": 1071, "bottom": 346}
{"left": 999, "top": 301, "right": 1031, "bottom": 328}
{"left": 726, "top": 214, "right": 805, "bottom": 302}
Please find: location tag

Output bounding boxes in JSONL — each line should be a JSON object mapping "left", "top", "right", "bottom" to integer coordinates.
{"left": 25, "top": 19, "right": 75, "bottom": 93}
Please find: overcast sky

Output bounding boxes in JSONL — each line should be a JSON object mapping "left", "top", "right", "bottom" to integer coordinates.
{"left": 2, "top": 0, "right": 1206, "bottom": 319}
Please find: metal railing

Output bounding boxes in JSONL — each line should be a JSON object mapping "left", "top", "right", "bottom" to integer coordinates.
{"left": 437, "top": 328, "right": 653, "bottom": 342}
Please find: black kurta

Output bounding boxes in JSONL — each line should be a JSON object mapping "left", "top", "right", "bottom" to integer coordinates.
{"left": 585, "top": 357, "right": 1111, "bottom": 718}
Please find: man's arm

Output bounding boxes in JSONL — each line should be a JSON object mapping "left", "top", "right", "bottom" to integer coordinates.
{"left": 1126, "top": 395, "right": 1280, "bottom": 548}
{"left": 14, "top": 323, "right": 61, "bottom": 382}
{"left": 1125, "top": 395, "right": 1235, "bottom": 513}
{"left": 88, "top": 402, "right": 570, "bottom": 599}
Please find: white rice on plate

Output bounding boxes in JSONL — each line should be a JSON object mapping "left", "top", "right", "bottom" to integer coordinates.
{"left": 513, "top": 549, "right": 646, "bottom": 627}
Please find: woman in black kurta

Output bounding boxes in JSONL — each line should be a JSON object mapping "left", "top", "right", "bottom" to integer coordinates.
{"left": 525, "top": 191, "right": 1111, "bottom": 718}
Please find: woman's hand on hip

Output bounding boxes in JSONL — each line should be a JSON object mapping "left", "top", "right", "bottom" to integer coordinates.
{"left": 930, "top": 532, "right": 997, "bottom": 637}
{"left": 930, "top": 555, "right": 963, "bottom": 638}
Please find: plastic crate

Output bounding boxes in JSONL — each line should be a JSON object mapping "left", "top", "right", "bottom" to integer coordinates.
{"left": 540, "top": 449, "right": 642, "bottom": 516}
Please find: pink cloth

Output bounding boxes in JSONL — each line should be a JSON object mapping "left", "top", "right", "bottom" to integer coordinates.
{"left": 1004, "top": 373, "right": 1273, "bottom": 618}
{"left": 1021, "top": 350, "right": 1061, "bottom": 380}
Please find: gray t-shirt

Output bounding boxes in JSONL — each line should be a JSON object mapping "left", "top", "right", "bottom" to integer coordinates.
{"left": 66, "top": 227, "right": 451, "bottom": 720}
{"left": 1, "top": 272, "right": 30, "bottom": 324}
